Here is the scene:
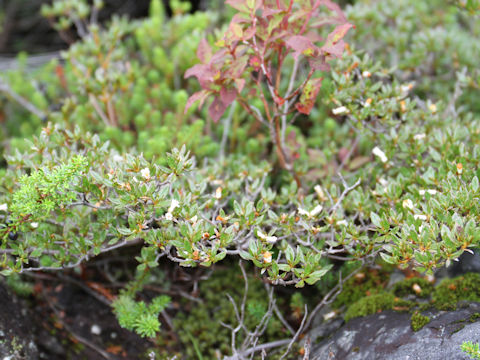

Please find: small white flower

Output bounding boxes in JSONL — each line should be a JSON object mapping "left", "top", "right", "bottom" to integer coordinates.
{"left": 379, "top": 178, "right": 388, "bottom": 187}
{"left": 400, "top": 83, "right": 414, "bottom": 94}
{"left": 402, "top": 199, "right": 414, "bottom": 210}
{"left": 140, "top": 167, "right": 151, "bottom": 181}
{"left": 0, "top": 204, "right": 7, "bottom": 212}
{"left": 165, "top": 213, "right": 173, "bottom": 221}
{"left": 314, "top": 185, "right": 326, "bottom": 201}
{"left": 362, "top": 71, "right": 371, "bottom": 78}
{"left": 298, "top": 207, "right": 310, "bottom": 216}
{"left": 332, "top": 106, "right": 348, "bottom": 115}
{"left": 336, "top": 220, "right": 348, "bottom": 226}
{"left": 364, "top": 98, "right": 372, "bottom": 108}
{"left": 310, "top": 205, "right": 323, "bottom": 217}
{"left": 215, "top": 187, "right": 223, "bottom": 200}
{"left": 257, "top": 230, "right": 278, "bottom": 244}
{"left": 298, "top": 205, "right": 323, "bottom": 218}
{"left": 190, "top": 216, "right": 198, "bottom": 225}
{"left": 31, "top": 222, "right": 39, "bottom": 229}
{"left": 372, "top": 146, "right": 388, "bottom": 163}
{"left": 263, "top": 251, "right": 272, "bottom": 264}
{"left": 414, "top": 214, "right": 427, "bottom": 221}
{"left": 419, "top": 189, "right": 437, "bottom": 196}
{"left": 414, "top": 133, "right": 426, "bottom": 140}
{"left": 168, "top": 199, "right": 179, "bottom": 214}
{"left": 429, "top": 103, "right": 437, "bottom": 113}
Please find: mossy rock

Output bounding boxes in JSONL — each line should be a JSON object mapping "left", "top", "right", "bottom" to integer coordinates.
{"left": 344, "top": 292, "right": 413, "bottom": 322}
{"left": 410, "top": 312, "right": 430, "bottom": 332}
{"left": 433, "top": 273, "right": 480, "bottom": 311}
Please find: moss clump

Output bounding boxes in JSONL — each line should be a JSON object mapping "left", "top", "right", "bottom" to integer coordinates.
{"left": 392, "top": 277, "right": 434, "bottom": 299}
{"left": 432, "top": 273, "right": 480, "bottom": 311}
{"left": 333, "top": 267, "right": 391, "bottom": 309}
{"left": 410, "top": 312, "right": 430, "bottom": 331}
{"left": 344, "top": 293, "right": 412, "bottom": 322}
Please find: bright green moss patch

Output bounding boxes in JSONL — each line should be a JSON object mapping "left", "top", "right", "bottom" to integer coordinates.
{"left": 392, "top": 277, "right": 434, "bottom": 299}
{"left": 333, "top": 268, "right": 391, "bottom": 309}
{"left": 410, "top": 312, "right": 430, "bottom": 331}
{"left": 432, "top": 273, "right": 480, "bottom": 310}
{"left": 344, "top": 293, "right": 412, "bottom": 322}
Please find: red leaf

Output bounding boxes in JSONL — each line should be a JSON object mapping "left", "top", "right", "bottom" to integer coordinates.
{"left": 184, "top": 64, "right": 217, "bottom": 88}
{"left": 184, "top": 90, "right": 211, "bottom": 113}
{"left": 321, "top": 23, "right": 353, "bottom": 58}
{"left": 209, "top": 97, "right": 228, "bottom": 123}
{"left": 220, "top": 87, "right": 237, "bottom": 106}
{"left": 286, "top": 35, "right": 320, "bottom": 60}
{"left": 197, "top": 38, "right": 212, "bottom": 64}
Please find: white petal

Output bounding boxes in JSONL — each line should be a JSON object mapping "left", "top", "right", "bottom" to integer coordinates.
{"left": 402, "top": 199, "right": 414, "bottom": 210}
{"left": 140, "top": 168, "right": 151, "bottom": 180}
{"left": 372, "top": 147, "right": 388, "bottom": 163}
{"left": 0, "top": 204, "right": 7, "bottom": 212}
{"left": 414, "top": 133, "right": 426, "bottom": 140}
{"left": 332, "top": 106, "right": 348, "bottom": 115}
{"left": 257, "top": 230, "right": 267, "bottom": 240}
{"left": 310, "top": 205, "right": 323, "bottom": 217}
{"left": 266, "top": 236, "right": 278, "bottom": 244}
{"left": 298, "top": 208, "right": 310, "bottom": 216}
{"left": 168, "top": 199, "right": 179, "bottom": 213}
{"left": 414, "top": 214, "right": 427, "bottom": 221}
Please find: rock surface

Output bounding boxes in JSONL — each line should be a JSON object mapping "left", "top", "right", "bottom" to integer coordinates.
{"left": 311, "top": 302, "right": 480, "bottom": 360}
{"left": 0, "top": 283, "right": 39, "bottom": 360}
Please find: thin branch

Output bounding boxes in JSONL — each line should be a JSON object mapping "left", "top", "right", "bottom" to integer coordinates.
{"left": 329, "top": 175, "right": 361, "bottom": 214}
{"left": 0, "top": 77, "right": 47, "bottom": 120}
{"left": 279, "top": 304, "right": 308, "bottom": 360}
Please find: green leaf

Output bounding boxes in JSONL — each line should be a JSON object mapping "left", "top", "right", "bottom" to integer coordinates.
{"left": 472, "top": 176, "right": 479, "bottom": 193}
{"left": 371, "top": 212, "right": 382, "bottom": 228}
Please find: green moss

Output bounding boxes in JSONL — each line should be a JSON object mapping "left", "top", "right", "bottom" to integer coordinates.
{"left": 470, "top": 313, "right": 480, "bottom": 323}
{"left": 392, "top": 277, "right": 434, "bottom": 298}
{"left": 333, "top": 267, "right": 391, "bottom": 309}
{"left": 432, "top": 273, "right": 480, "bottom": 311}
{"left": 410, "top": 312, "right": 430, "bottom": 331}
{"left": 344, "top": 292, "right": 412, "bottom": 322}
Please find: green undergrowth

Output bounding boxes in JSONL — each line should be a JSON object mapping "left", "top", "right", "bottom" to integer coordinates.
{"left": 342, "top": 272, "right": 480, "bottom": 332}
{"left": 167, "top": 264, "right": 298, "bottom": 360}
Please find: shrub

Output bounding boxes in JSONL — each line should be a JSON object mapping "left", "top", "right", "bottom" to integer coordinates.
{"left": 0, "top": 0, "right": 479, "bottom": 357}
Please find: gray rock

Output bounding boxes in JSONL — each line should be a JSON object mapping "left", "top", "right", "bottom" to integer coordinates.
{"left": 310, "top": 302, "right": 480, "bottom": 360}
{"left": 0, "top": 283, "right": 38, "bottom": 359}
